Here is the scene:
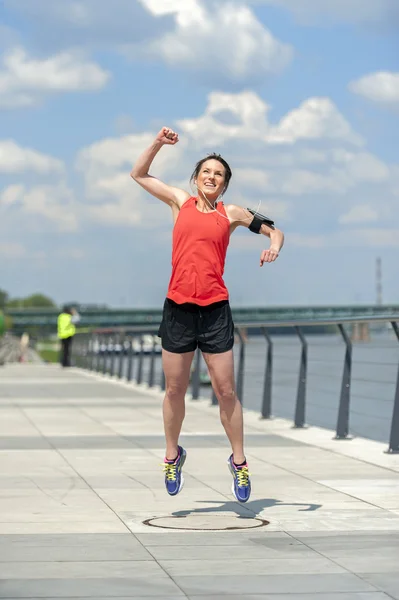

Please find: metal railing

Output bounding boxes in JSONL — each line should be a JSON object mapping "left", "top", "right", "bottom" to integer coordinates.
{"left": 70, "top": 316, "right": 399, "bottom": 454}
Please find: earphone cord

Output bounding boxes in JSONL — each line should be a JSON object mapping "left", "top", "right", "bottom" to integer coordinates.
{"left": 194, "top": 184, "right": 263, "bottom": 223}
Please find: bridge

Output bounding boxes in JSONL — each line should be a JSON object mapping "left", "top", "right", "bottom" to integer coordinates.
{"left": 7, "top": 304, "right": 399, "bottom": 333}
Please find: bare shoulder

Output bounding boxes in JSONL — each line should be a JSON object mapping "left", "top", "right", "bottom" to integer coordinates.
{"left": 173, "top": 188, "right": 191, "bottom": 208}
{"left": 224, "top": 203, "right": 252, "bottom": 225}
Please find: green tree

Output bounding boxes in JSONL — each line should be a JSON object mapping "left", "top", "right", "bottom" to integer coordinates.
{"left": 25, "top": 294, "right": 56, "bottom": 308}
{"left": 0, "top": 289, "right": 9, "bottom": 310}
{"left": 7, "top": 294, "right": 56, "bottom": 309}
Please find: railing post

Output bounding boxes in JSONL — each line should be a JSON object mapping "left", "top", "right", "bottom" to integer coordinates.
{"left": 101, "top": 336, "right": 108, "bottom": 375}
{"left": 126, "top": 338, "right": 134, "bottom": 382}
{"left": 73, "top": 336, "right": 79, "bottom": 368}
{"left": 261, "top": 327, "right": 273, "bottom": 419}
{"left": 335, "top": 323, "right": 352, "bottom": 439}
{"left": 294, "top": 326, "right": 307, "bottom": 428}
{"left": 81, "top": 336, "right": 87, "bottom": 368}
{"left": 235, "top": 328, "right": 246, "bottom": 405}
{"left": 118, "top": 335, "right": 125, "bottom": 379}
{"left": 82, "top": 336, "right": 87, "bottom": 368}
{"left": 70, "top": 338, "right": 76, "bottom": 367}
{"left": 211, "top": 386, "right": 218, "bottom": 406}
{"left": 95, "top": 336, "right": 102, "bottom": 372}
{"left": 161, "top": 368, "right": 166, "bottom": 392}
{"left": 136, "top": 335, "right": 144, "bottom": 385}
{"left": 148, "top": 336, "right": 156, "bottom": 387}
{"left": 109, "top": 335, "right": 118, "bottom": 377}
{"left": 388, "top": 321, "right": 399, "bottom": 453}
{"left": 101, "top": 336, "right": 107, "bottom": 373}
{"left": 191, "top": 348, "right": 201, "bottom": 400}
{"left": 75, "top": 336, "right": 80, "bottom": 367}
{"left": 82, "top": 335, "right": 88, "bottom": 369}
{"left": 88, "top": 335, "right": 95, "bottom": 371}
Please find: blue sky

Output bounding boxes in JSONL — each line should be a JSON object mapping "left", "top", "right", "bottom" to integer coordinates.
{"left": 0, "top": 0, "right": 398, "bottom": 308}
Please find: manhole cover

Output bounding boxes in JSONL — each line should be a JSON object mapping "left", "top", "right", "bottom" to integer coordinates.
{"left": 143, "top": 515, "right": 269, "bottom": 531}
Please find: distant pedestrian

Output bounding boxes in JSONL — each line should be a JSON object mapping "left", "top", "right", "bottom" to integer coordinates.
{"left": 131, "top": 127, "right": 284, "bottom": 503}
{"left": 57, "top": 306, "right": 80, "bottom": 368}
{"left": 19, "top": 332, "right": 29, "bottom": 363}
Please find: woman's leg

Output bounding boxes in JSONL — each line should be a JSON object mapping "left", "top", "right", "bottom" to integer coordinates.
{"left": 162, "top": 348, "right": 195, "bottom": 460}
{"left": 202, "top": 350, "right": 245, "bottom": 465}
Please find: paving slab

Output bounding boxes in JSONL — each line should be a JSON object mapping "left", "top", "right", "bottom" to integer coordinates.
{"left": 186, "top": 595, "right": 391, "bottom": 600}
{"left": 0, "top": 577, "right": 185, "bottom": 597}
{"left": 0, "top": 363, "right": 398, "bottom": 599}
{"left": 172, "top": 573, "right": 377, "bottom": 596}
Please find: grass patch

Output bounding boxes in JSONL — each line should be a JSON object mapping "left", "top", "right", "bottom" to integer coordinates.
{"left": 38, "top": 349, "right": 60, "bottom": 363}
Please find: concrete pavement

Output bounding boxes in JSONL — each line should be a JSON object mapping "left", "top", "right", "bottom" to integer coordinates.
{"left": 0, "top": 362, "right": 398, "bottom": 599}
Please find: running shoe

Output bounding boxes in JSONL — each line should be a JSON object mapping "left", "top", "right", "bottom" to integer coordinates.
{"left": 228, "top": 454, "right": 251, "bottom": 503}
{"left": 163, "top": 446, "right": 186, "bottom": 496}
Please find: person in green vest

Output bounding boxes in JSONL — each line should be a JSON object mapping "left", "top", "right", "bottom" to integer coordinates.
{"left": 57, "top": 306, "right": 80, "bottom": 367}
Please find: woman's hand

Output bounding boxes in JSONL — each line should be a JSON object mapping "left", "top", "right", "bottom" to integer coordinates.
{"left": 156, "top": 127, "right": 179, "bottom": 146}
{"left": 260, "top": 247, "right": 279, "bottom": 266}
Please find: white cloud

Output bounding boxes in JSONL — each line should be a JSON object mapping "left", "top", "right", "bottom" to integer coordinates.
{"left": 177, "top": 91, "right": 270, "bottom": 146}
{"left": 0, "top": 184, "right": 25, "bottom": 206}
{"left": 246, "top": 0, "right": 399, "bottom": 30}
{"left": 3, "top": 89, "right": 389, "bottom": 255}
{"left": 0, "top": 183, "right": 78, "bottom": 231}
{"left": 77, "top": 131, "right": 185, "bottom": 192}
{"left": 331, "top": 151, "right": 389, "bottom": 182}
{"left": 76, "top": 132, "right": 187, "bottom": 226}
{"left": 339, "top": 205, "right": 379, "bottom": 224}
{"left": 77, "top": 133, "right": 155, "bottom": 178}
{"left": 0, "top": 140, "right": 64, "bottom": 174}
{"left": 279, "top": 169, "right": 339, "bottom": 195}
{"left": 234, "top": 168, "right": 272, "bottom": 190}
{"left": 268, "top": 98, "right": 363, "bottom": 146}
{"left": 270, "top": 152, "right": 390, "bottom": 197}
{"left": 140, "top": 0, "right": 202, "bottom": 17}
{"left": 72, "top": 91, "right": 396, "bottom": 239}
{"left": 86, "top": 195, "right": 142, "bottom": 227}
{"left": 0, "top": 46, "right": 110, "bottom": 109}
{"left": 177, "top": 91, "right": 363, "bottom": 147}
{"left": 349, "top": 72, "right": 399, "bottom": 107}
{"left": 3, "top": 0, "right": 166, "bottom": 50}
{"left": 134, "top": 2, "right": 293, "bottom": 84}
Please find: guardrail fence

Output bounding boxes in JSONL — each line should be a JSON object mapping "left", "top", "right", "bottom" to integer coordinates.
{"left": 70, "top": 316, "right": 399, "bottom": 454}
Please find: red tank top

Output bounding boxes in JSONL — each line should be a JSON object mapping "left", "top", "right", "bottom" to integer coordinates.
{"left": 167, "top": 197, "right": 231, "bottom": 306}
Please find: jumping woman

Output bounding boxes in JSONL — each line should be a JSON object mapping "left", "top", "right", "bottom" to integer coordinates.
{"left": 131, "top": 127, "right": 284, "bottom": 503}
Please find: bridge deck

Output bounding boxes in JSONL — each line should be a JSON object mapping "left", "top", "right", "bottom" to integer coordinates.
{"left": 0, "top": 363, "right": 399, "bottom": 599}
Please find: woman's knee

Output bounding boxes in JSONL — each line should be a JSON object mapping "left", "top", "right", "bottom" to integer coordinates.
{"left": 165, "top": 381, "right": 188, "bottom": 400}
{"left": 215, "top": 382, "right": 236, "bottom": 404}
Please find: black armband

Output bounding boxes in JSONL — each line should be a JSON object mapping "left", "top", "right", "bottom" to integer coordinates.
{"left": 247, "top": 208, "right": 275, "bottom": 234}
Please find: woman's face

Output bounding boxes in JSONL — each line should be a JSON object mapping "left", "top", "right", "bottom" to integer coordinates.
{"left": 196, "top": 159, "right": 226, "bottom": 200}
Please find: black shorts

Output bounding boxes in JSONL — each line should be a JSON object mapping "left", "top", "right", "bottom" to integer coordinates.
{"left": 158, "top": 299, "right": 235, "bottom": 354}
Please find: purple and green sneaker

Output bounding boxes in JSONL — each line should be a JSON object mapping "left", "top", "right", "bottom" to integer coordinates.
{"left": 163, "top": 446, "right": 186, "bottom": 496}
{"left": 228, "top": 454, "right": 251, "bottom": 503}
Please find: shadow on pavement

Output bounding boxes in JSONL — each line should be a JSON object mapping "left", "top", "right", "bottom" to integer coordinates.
{"left": 172, "top": 498, "right": 322, "bottom": 518}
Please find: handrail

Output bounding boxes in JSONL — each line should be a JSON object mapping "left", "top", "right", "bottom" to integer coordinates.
{"left": 90, "top": 314, "right": 398, "bottom": 335}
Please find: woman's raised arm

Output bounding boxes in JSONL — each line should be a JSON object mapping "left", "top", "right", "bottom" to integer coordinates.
{"left": 130, "top": 127, "right": 189, "bottom": 208}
